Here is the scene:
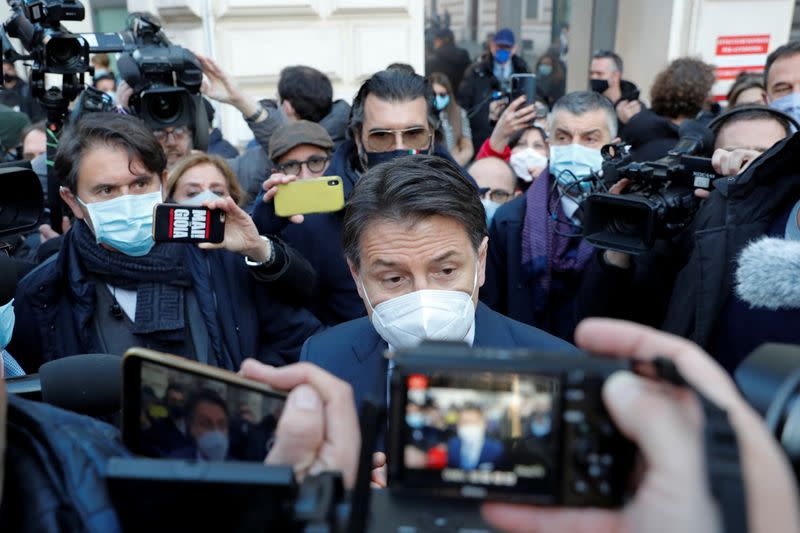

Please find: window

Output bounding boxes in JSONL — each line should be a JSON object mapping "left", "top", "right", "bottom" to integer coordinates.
{"left": 526, "top": 0, "right": 540, "bottom": 19}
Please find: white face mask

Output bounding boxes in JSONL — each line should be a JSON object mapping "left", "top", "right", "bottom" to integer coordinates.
{"left": 509, "top": 147, "right": 548, "bottom": 182}
{"left": 458, "top": 423, "right": 486, "bottom": 444}
{"left": 361, "top": 265, "right": 478, "bottom": 349}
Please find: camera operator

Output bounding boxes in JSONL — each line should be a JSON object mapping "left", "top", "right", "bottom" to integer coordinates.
{"left": 8, "top": 112, "right": 323, "bottom": 372}
{"left": 300, "top": 155, "right": 574, "bottom": 414}
{"left": 480, "top": 91, "right": 617, "bottom": 343}
{"left": 254, "top": 68, "right": 474, "bottom": 326}
{"left": 481, "top": 318, "right": 800, "bottom": 533}
{"left": 578, "top": 107, "right": 796, "bottom": 373}
{"left": 1, "top": 60, "right": 43, "bottom": 122}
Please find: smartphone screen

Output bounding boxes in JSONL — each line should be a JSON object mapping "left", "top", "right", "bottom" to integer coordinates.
{"left": 396, "top": 371, "right": 561, "bottom": 500}
{"left": 152, "top": 204, "right": 226, "bottom": 244}
{"left": 130, "top": 359, "right": 286, "bottom": 462}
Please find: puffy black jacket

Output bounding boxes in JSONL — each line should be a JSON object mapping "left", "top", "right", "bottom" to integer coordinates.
{"left": 577, "top": 133, "right": 800, "bottom": 359}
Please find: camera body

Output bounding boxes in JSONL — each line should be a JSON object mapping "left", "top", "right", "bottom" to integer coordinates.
{"left": 119, "top": 44, "right": 204, "bottom": 133}
{"left": 387, "top": 343, "right": 635, "bottom": 507}
{"left": 583, "top": 143, "right": 718, "bottom": 255}
{"left": 3, "top": 0, "right": 90, "bottom": 76}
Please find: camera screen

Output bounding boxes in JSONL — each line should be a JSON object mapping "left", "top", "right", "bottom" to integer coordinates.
{"left": 136, "top": 361, "right": 286, "bottom": 461}
{"left": 400, "top": 371, "right": 560, "bottom": 497}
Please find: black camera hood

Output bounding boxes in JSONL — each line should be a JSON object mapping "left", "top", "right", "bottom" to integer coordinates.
{"left": 0, "top": 165, "right": 44, "bottom": 239}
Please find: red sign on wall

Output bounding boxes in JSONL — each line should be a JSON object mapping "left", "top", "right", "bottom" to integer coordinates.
{"left": 716, "top": 35, "right": 770, "bottom": 56}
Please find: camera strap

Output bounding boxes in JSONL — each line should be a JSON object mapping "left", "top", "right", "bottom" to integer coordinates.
{"left": 702, "top": 398, "right": 749, "bottom": 533}
{"left": 647, "top": 358, "right": 749, "bottom": 533}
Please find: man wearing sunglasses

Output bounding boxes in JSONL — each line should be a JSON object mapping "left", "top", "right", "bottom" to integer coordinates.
{"left": 254, "top": 68, "right": 473, "bottom": 326}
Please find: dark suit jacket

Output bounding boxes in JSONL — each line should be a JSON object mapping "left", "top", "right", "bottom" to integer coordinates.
{"left": 447, "top": 436, "right": 505, "bottom": 469}
{"left": 480, "top": 194, "right": 586, "bottom": 343}
{"left": 300, "top": 302, "right": 576, "bottom": 411}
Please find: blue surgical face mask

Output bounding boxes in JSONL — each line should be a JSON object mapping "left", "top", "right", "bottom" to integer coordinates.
{"left": 481, "top": 198, "right": 502, "bottom": 226}
{"left": 196, "top": 430, "right": 229, "bottom": 461}
{"left": 177, "top": 189, "right": 223, "bottom": 206}
{"left": 434, "top": 94, "right": 451, "bottom": 111}
{"left": 78, "top": 190, "right": 162, "bottom": 257}
{"left": 0, "top": 298, "right": 15, "bottom": 350}
{"left": 549, "top": 144, "right": 604, "bottom": 195}
{"left": 770, "top": 92, "right": 800, "bottom": 128}
{"left": 495, "top": 48, "right": 511, "bottom": 64}
{"left": 406, "top": 412, "right": 425, "bottom": 429}
{"left": 538, "top": 63, "right": 553, "bottom": 77}
{"left": 364, "top": 148, "right": 429, "bottom": 169}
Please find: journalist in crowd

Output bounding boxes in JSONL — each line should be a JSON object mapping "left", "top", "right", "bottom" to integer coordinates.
{"left": 481, "top": 91, "right": 618, "bottom": 342}
{"left": 577, "top": 105, "right": 797, "bottom": 372}
{"left": 300, "top": 155, "right": 574, "bottom": 412}
{"left": 8, "top": 112, "right": 322, "bottom": 372}
{"left": 254, "top": 68, "right": 475, "bottom": 326}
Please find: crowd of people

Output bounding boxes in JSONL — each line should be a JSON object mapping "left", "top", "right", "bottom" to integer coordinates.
{"left": 0, "top": 16, "right": 798, "bottom": 533}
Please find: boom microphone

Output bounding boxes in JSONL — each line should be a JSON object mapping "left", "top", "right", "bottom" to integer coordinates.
{"left": 38, "top": 354, "right": 122, "bottom": 416}
{"left": 735, "top": 237, "right": 800, "bottom": 310}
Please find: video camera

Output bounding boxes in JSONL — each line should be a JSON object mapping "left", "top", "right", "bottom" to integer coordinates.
{"left": 116, "top": 13, "right": 208, "bottom": 147}
{"left": 582, "top": 120, "right": 718, "bottom": 255}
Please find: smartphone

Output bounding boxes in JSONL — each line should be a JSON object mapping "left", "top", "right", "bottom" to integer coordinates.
{"left": 510, "top": 74, "right": 537, "bottom": 107}
{"left": 122, "top": 348, "right": 287, "bottom": 461}
{"left": 152, "top": 203, "right": 225, "bottom": 244}
{"left": 274, "top": 176, "right": 344, "bottom": 217}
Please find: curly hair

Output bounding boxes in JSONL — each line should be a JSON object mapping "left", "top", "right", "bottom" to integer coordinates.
{"left": 650, "top": 58, "right": 716, "bottom": 119}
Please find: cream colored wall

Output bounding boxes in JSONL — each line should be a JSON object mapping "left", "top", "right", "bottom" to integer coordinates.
{"left": 127, "top": 0, "right": 426, "bottom": 147}
{"left": 614, "top": 0, "right": 794, "bottom": 105}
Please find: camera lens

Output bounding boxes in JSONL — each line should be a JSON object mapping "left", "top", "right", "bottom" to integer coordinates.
{"left": 147, "top": 93, "right": 183, "bottom": 125}
{"left": 46, "top": 37, "right": 86, "bottom": 72}
{"left": 327, "top": 180, "right": 338, "bottom": 186}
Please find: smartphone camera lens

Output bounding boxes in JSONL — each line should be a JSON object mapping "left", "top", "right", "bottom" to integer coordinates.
{"left": 327, "top": 180, "right": 338, "bottom": 186}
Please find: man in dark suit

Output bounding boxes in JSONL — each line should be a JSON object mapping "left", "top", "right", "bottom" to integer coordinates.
{"left": 448, "top": 405, "right": 505, "bottom": 470}
{"left": 300, "top": 155, "right": 576, "bottom": 412}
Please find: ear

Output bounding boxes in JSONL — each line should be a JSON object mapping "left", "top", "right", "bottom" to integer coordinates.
{"left": 477, "top": 236, "right": 489, "bottom": 289}
{"left": 60, "top": 187, "right": 85, "bottom": 221}
{"left": 282, "top": 99, "right": 296, "bottom": 121}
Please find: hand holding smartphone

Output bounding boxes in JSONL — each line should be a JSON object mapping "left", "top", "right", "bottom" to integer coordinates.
{"left": 153, "top": 204, "right": 226, "bottom": 244}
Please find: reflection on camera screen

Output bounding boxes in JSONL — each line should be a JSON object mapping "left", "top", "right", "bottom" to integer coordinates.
{"left": 404, "top": 372, "right": 559, "bottom": 492}
{"left": 137, "top": 361, "right": 285, "bottom": 461}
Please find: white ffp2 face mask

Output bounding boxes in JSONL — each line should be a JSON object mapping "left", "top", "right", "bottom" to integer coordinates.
{"left": 361, "top": 266, "right": 478, "bottom": 349}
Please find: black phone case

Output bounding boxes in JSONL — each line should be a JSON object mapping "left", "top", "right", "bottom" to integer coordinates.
{"left": 511, "top": 74, "right": 537, "bottom": 107}
{"left": 153, "top": 204, "right": 225, "bottom": 244}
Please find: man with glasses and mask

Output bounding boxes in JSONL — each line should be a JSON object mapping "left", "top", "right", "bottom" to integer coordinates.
{"left": 481, "top": 91, "right": 619, "bottom": 343}
{"left": 468, "top": 156, "right": 518, "bottom": 225}
{"left": 300, "top": 155, "right": 573, "bottom": 416}
{"left": 253, "top": 68, "right": 473, "bottom": 326}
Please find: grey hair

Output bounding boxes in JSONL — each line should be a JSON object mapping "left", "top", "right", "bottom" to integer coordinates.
{"left": 342, "top": 155, "right": 486, "bottom": 269}
{"left": 547, "top": 90, "right": 618, "bottom": 139}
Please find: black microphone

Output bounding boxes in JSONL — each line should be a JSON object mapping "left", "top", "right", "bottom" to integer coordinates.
{"left": 38, "top": 354, "right": 122, "bottom": 417}
{"left": 669, "top": 120, "right": 715, "bottom": 157}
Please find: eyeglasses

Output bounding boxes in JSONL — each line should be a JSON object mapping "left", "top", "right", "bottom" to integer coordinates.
{"left": 478, "top": 187, "right": 513, "bottom": 204}
{"left": 153, "top": 126, "right": 189, "bottom": 143}
{"left": 366, "top": 127, "right": 432, "bottom": 152}
{"left": 275, "top": 156, "right": 330, "bottom": 176}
